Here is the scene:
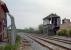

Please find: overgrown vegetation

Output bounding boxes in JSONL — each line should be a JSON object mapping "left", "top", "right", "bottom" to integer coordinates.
{"left": 68, "top": 29, "right": 71, "bottom": 36}
{"left": 17, "top": 24, "right": 71, "bottom": 37}
{"left": 17, "top": 24, "right": 43, "bottom": 34}
{"left": 38, "top": 24, "right": 43, "bottom": 33}
{"left": 57, "top": 29, "right": 71, "bottom": 37}
{"left": 0, "top": 35, "right": 21, "bottom": 50}
{"left": 16, "top": 27, "right": 35, "bottom": 33}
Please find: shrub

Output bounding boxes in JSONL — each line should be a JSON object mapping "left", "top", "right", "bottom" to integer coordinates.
{"left": 16, "top": 35, "right": 21, "bottom": 43}
{"left": 68, "top": 29, "right": 71, "bottom": 36}
{"left": 57, "top": 29, "right": 67, "bottom": 36}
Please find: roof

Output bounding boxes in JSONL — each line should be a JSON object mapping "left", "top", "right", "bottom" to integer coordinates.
{"left": 43, "top": 13, "right": 60, "bottom": 20}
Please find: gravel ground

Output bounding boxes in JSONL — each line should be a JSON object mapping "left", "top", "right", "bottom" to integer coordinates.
{"left": 18, "top": 39, "right": 32, "bottom": 50}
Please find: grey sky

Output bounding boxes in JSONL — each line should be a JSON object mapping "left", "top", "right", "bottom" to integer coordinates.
{"left": 3, "top": 0, "right": 71, "bottom": 29}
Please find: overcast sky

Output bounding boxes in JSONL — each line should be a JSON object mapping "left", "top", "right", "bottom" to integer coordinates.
{"left": 3, "top": 0, "right": 71, "bottom": 29}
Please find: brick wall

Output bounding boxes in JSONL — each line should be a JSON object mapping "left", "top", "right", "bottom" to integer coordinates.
{"left": 0, "top": 4, "right": 7, "bottom": 41}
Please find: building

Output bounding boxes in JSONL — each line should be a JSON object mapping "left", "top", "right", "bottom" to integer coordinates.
{"left": 0, "top": 1, "right": 9, "bottom": 42}
{"left": 43, "top": 13, "right": 60, "bottom": 35}
{"left": 60, "top": 18, "right": 71, "bottom": 30}
{"left": 62, "top": 18, "right": 70, "bottom": 24}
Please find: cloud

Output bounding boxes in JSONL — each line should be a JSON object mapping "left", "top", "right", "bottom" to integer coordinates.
{"left": 3, "top": 0, "right": 71, "bottom": 29}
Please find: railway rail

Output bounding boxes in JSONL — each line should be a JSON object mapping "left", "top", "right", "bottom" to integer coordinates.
{"left": 46, "top": 37, "right": 71, "bottom": 44}
{"left": 29, "top": 33, "right": 71, "bottom": 44}
{"left": 24, "top": 33, "right": 71, "bottom": 50}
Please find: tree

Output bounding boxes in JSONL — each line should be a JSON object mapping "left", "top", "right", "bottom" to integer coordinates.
{"left": 38, "top": 24, "right": 43, "bottom": 33}
{"left": 28, "top": 27, "right": 34, "bottom": 33}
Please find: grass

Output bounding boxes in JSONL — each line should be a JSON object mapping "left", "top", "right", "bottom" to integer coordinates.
{"left": 0, "top": 35, "right": 21, "bottom": 50}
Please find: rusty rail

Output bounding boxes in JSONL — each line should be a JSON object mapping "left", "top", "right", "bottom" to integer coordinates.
{"left": 24, "top": 33, "right": 71, "bottom": 50}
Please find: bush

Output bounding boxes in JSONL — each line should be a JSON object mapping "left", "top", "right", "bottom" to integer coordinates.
{"left": 57, "top": 29, "right": 67, "bottom": 36}
{"left": 16, "top": 35, "right": 21, "bottom": 43}
{"left": 68, "top": 29, "right": 71, "bottom": 36}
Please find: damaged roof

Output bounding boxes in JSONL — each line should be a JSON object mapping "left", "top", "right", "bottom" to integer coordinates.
{"left": 43, "top": 13, "right": 60, "bottom": 20}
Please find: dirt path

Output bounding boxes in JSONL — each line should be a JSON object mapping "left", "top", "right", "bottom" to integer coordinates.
{"left": 18, "top": 38, "right": 32, "bottom": 50}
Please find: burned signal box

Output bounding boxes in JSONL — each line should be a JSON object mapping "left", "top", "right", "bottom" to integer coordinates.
{"left": 43, "top": 13, "right": 60, "bottom": 36}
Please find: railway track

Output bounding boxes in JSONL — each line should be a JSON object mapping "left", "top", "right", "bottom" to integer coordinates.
{"left": 35, "top": 36, "right": 71, "bottom": 50}
{"left": 46, "top": 37, "right": 71, "bottom": 44}
{"left": 29, "top": 33, "right": 71, "bottom": 44}
{"left": 24, "top": 33, "right": 71, "bottom": 50}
